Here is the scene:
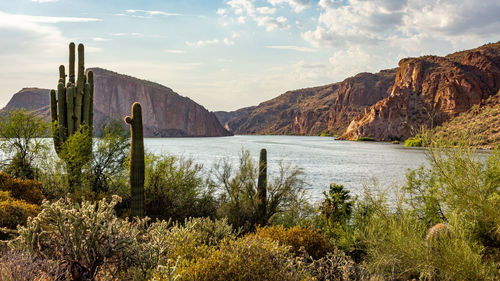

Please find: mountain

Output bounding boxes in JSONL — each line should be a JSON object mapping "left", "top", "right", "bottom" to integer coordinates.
{"left": 341, "top": 42, "right": 500, "bottom": 140}
{"left": 2, "top": 68, "right": 231, "bottom": 137}
{"left": 219, "top": 42, "right": 500, "bottom": 141}
{"left": 215, "top": 69, "right": 396, "bottom": 135}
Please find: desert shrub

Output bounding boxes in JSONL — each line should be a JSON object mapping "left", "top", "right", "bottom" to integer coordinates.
{"left": 252, "top": 225, "right": 332, "bottom": 259}
{"left": 145, "top": 154, "right": 217, "bottom": 222}
{"left": 0, "top": 191, "right": 39, "bottom": 230}
{"left": 0, "top": 109, "right": 49, "bottom": 180}
{"left": 0, "top": 250, "right": 61, "bottom": 281}
{"left": 320, "top": 184, "right": 354, "bottom": 241}
{"left": 307, "top": 249, "right": 369, "bottom": 281}
{"left": 355, "top": 137, "right": 375, "bottom": 141}
{"left": 404, "top": 137, "right": 423, "bottom": 147}
{"left": 177, "top": 235, "right": 310, "bottom": 281}
{"left": 214, "top": 149, "right": 306, "bottom": 233}
{"left": 9, "top": 195, "right": 172, "bottom": 279}
{"left": 0, "top": 172, "right": 45, "bottom": 204}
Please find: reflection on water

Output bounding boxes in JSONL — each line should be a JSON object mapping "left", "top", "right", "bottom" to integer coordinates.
{"left": 145, "top": 135, "right": 428, "bottom": 200}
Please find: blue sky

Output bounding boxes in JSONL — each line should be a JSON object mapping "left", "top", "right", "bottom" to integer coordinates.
{"left": 1, "top": 0, "right": 500, "bottom": 111}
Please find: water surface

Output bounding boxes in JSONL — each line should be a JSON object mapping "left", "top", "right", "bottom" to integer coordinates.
{"left": 145, "top": 135, "right": 428, "bottom": 201}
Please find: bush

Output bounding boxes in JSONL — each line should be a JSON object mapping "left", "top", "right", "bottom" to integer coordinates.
{"left": 252, "top": 225, "right": 332, "bottom": 259}
{"left": 404, "top": 137, "right": 423, "bottom": 147}
{"left": 0, "top": 250, "right": 61, "bottom": 281}
{"left": 320, "top": 184, "right": 354, "bottom": 241}
{"left": 0, "top": 191, "right": 39, "bottom": 230}
{"left": 9, "top": 196, "right": 171, "bottom": 279}
{"left": 145, "top": 154, "right": 217, "bottom": 222}
{"left": 177, "top": 236, "right": 310, "bottom": 281}
{"left": 0, "top": 172, "right": 45, "bottom": 204}
{"left": 355, "top": 137, "right": 375, "bottom": 141}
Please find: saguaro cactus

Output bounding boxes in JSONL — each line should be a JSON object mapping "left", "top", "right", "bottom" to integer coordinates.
{"left": 50, "top": 42, "right": 94, "bottom": 154}
{"left": 125, "top": 102, "right": 145, "bottom": 218}
{"left": 255, "top": 148, "right": 267, "bottom": 226}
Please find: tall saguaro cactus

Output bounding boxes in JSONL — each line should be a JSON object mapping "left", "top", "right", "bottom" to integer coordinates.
{"left": 50, "top": 42, "right": 94, "bottom": 154}
{"left": 256, "top": 148, "right": 267, "bottom": 226}
{"left": 50, "top": 43, "right": 94, "bottom": 188}
{"left": 125, "top": 102, "right": 145, "bottom": 218}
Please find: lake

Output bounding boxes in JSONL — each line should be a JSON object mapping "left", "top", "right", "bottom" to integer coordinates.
{"left": 145, "top": 135, "right": 428, "bottom": 201}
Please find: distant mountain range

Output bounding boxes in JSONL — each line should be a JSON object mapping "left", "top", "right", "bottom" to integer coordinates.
{"left": 215, "top": 42, "right": 500, "bottom": 142}
{"left": 2, "top": 68, "right": 231, "bottom": 137}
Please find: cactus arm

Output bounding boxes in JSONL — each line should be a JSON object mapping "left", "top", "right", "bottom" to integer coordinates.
{"left": 57, "top": 82, "right": 67, "bottom": 144}
{"left": 88, "top": 71, "right": 94, "bottom": 133}
{"left": 125, "top": 102, "right": 145, "bottom": 218}
{"left": 66, "top": 83, "right": 75, "bottom": 135}
{"left": 256, "top": 148, "right": 267, "bottom": 226}
{"left": 59, "top": 65, "right": 66, "bottom": 85}
{"left": 83, "top": 83, "right": 91, "bottom": 126}
{"left": 50, "top": 89, "right": 57, "bottom": 123}
{"left": 69, "top": 42, "right": 75, "bottom": 83}
{"left": 74, "top": 44, "right": 85, "bottom": 129}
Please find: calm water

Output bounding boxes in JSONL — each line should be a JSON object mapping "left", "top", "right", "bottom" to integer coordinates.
{"left": 145, "top": 135, "right": 428, "bottom": 201}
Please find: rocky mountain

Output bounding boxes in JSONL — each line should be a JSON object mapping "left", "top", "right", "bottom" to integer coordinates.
{"left": 340, "top": 42, "right": 500, "bottom": 140}
{"left": 216, "top": 69, "right": 396, "bottom": 135}
{"left": 219, "top": 42, "right": 500, "bottom": 141}
{"left": 2, "top": 68, "right": 231, "bottom": 137}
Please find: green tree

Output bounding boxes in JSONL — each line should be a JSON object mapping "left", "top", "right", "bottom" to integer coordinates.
{"left": 0, "top": 110, "right": 48, "bottom": 179}
{"left": 214, "top": 150, "right": 305, "bottom": 233}
{"left": 320, "top": 183, "right": 354, "bottom": 239}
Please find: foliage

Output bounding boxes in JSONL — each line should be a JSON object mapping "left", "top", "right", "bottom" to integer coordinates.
{"left": 0, "top": 250, "right": 61, "bottom": 281}
{"left": 320, "top": 183, "right": 354, "bottom": 240}
{"left": 58, "top": 125, "right": 93, "bottom": 190}
{"left": 0, "top": 191, "right": 39, "bottom": 230}
{"left": 214, "top": 149, "right": 306, "bottom": 233}
{"left": 252, "top": 225, "right": 332, "bottom": 259}
{"left": 144, "top": 154, "right": 217, "bottom": 222}
{"left": 0, "top": 109, "right": 49, "bottom": 179}
{"left": 404, "top": 137, "right": 423, "bottom": 147}
{"left": 0, "top": 172, "right": 45, "bottom": 204}
{"left": 8, "top": 195, "right": 172, "bottom": 279}
{"left": 90, "top": 120, "right": 129, "bottom": 194}
{"left": 355, "top": 137, "right": 375, "bottom": 141}
{"left": 176, "top": 235, "right": 310, "bottom": 281}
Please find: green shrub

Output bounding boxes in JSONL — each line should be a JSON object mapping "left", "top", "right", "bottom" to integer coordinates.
{"left": 404, "top": 137, "right": 423, "bottom": 147}
{"left": 252, "top": 225, "right": 332, "bottom": 259}
{"left": 320, "top": 184, "right": 354, "bottom": 241}
{"left": 0, "top": 192, "right": 39, "bottom": 230}
{"left": 355, "top": 137, "right": 375, "bottom": 141}
{"left": 0, "top": 172, "right": 45, "bottom": 205}
{"left": 177, "top": 236, "right": 310, "bottom": 281}
{"left": 145, "top": 154, "right": 217, "bottom": 222}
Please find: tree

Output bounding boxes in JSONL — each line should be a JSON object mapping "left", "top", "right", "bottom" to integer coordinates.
{"left": 0, "top": 110, "right": 49, "bottom": 179}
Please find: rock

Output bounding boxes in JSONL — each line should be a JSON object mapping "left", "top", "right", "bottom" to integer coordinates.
{"left": 1, "top": 68, "right": 231, "bottom": 137}
{"left": 341, "top": 42, "right": 500, "bottom": 141}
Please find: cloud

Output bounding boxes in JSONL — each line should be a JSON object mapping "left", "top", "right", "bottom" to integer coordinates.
{"left": 223, "top": 38, "right": 235, "bottom": 46}
{"left": 93, "top": 37, "right": 110, "bottom": 42}
{"left": 165, "top": 49, "right": 185, "bottom": 54}
{"left": 186, "top": 39, "right": 220, "bottom": 47}
{"left": 268, "top": 0, "right": 311, "bottom": 13}
{"left": 31, "top": 0, "right": 58, "bottom": 2}
{"left": 266, "top": 45, "right": 316, "bottom": 52}
{"left": 0, "top": 13, "right": 101, "bottom": 24}
{"left": 222, "top": 0, "right": 290, "bottom": 31}
{"left": 110, "top": 32, "right": 141, "bottom": 37}
{"left": 124, "top": 9, "right": 182, "bottom": 17}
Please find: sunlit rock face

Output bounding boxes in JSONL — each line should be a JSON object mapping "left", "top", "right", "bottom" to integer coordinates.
{"left": 2, "top": 68, "right": 231, "bottom": 137}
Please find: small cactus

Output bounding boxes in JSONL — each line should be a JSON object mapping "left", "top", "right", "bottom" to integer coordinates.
{"left": 425, "top": 223, "right": 451, "bottom": 250}
{"left": 125, "top": 102, "right": 145, "bottom": 218}
{"left": 255, "top": 148, "right": 267, "bottom": 226}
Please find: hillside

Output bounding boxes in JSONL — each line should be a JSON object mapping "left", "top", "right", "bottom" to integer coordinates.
{"left": 2, "top": 68, "right": 231, "bottom": 137}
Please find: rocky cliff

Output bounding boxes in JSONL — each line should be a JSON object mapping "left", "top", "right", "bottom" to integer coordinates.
{"left": 217, "top": 69, "right": 396, "bottom": 135}
{"left": 2, "top": 68, "right": 231, "bottom": 137}
{"left": 340, "top": 42, "right": 500, "bottom": 140}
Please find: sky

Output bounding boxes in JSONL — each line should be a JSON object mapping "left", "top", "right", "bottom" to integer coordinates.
{"left": 1, "top": 0, "right": 500, "bottom": 111}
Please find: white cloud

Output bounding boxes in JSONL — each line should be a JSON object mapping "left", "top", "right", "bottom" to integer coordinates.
{"left": 223, "top": 38, "right": 235, "bottom": 46}
{"left": 93, "top": 37, "right": 110, "bottom": 42}
{"left": 165, "top": 49, "right": 185, "bottom": 54}
{"left": 110, "top": 32, "right": 141, "bottom": 37}
{"left": 0, "top": 13, "right": 101, "bottom": 24}
{"left": 186, "top": 39, "right": 220, "bottom": 47}
{"left": 124, "top": 9, "right": 182, "bottom": 17}
{"left": 222, "top": 0, "right": 290, "bottom": 31}
{"left": 31, "top": 0, "right": 58, "bottom": 2}
{"left": 268, "top": 0, "right": 311, "bottom": 13}
{"left": 266, "top": 45, "right": 316, "bottom": 52}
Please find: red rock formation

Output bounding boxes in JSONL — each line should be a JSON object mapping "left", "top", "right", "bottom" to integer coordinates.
{"left": 1, "top": 68, "right": 231, "bottom": 137}
{"left": 217, "top": 70, "right": 396, "bottom": 135}
{"left": 341, "top": 42, "right": 500, "bottom": 140}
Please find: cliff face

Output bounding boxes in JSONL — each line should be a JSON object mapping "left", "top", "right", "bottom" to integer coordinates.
{"left": 341, "top": 42, "right": 500, "bottom": 140}
{"left": 220, "top": 69, "right": 396, "bottom": 135}
{"left": 2, "top": 68, "right": 231, "bottom": 137}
